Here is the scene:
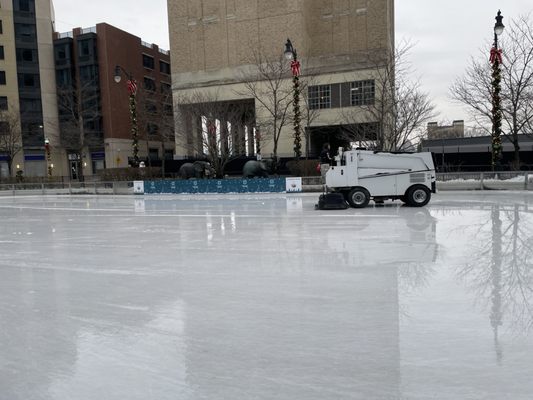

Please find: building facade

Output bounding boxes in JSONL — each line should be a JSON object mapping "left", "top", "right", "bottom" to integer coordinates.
{"left": 167, "top": 0, "right": 394, "bottom": 160}
{"left": 0, "top": 0, "right": 60, "bottom": 178}
{"left": 54, "top": 23, "right": 173, "bottom": 177}
{"left": 427, "top": 120, "right": 465, "bottom": 140}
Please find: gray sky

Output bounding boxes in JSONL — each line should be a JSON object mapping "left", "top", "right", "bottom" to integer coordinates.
{"left": 52, "top": 0, "right": 533, "bottom": 128}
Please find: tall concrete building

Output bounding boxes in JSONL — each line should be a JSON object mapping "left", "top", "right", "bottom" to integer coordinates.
{"left": 54, "top": 23, "right": 172, "bottom": 177}
{"left": 167, "top": 0, "right": 394, "bottom": 159}
{"left": 0, "top": 0, "right": 60, "bottom": 177}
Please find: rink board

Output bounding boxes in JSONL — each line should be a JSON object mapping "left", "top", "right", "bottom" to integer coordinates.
{"left": 141, "top": 178, "right": 289, "bottom": 194}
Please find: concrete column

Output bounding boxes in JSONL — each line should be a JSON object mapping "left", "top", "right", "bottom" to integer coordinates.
{"left": 246, "top": 124, "right": 255, "bottom": 157}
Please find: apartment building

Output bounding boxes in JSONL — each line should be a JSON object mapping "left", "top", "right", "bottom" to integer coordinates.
{"left": 0, "top": 0, "right": 60, "bottom": 177}
{"left": 54, "top": 23, "right": 173, "bottom": 177}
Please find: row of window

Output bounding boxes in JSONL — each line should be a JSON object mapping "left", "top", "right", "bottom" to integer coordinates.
{"left": 142, "top": 54, "right": 171, "bottom": 75}
{"left": 308, "top": 80, "right": 375, "bottom": 110}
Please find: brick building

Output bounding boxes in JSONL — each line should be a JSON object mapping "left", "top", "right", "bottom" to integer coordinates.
{"left": 54, "top": 23, "right": 173, "bottom": 177}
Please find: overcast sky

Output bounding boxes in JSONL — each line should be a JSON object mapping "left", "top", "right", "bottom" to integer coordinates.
{"left": 52, "top": 0, "right": 533, "bottom": 128}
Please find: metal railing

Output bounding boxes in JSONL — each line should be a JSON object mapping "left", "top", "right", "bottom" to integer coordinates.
{"left": 0, "top": 181, "right": 134, "bottom": 196}
{"left": 437, "top": 172, "right": 532, "bottom": 190}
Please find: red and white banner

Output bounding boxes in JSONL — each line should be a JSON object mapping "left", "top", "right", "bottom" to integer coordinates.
{"left": 127, "top": 79, "right": 138, "bottom": 96}
{"left": 489, "top": 47, "right": 503, "bottom": 64}
{"left": 291, "top": 60, "right": 301, "bottom": 77}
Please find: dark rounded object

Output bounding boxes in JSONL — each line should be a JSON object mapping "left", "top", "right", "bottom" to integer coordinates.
{"left": 405, "top": 185, "right": 431, "bottom": 207}
{"left": 347, "top": 187, "right": 370, "bottom": 208}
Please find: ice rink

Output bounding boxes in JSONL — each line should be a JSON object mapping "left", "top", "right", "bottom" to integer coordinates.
{"left": 1, "top": 191, "right": 533, "bottom": 400}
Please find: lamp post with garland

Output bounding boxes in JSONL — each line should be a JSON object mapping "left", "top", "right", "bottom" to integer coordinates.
{"left": 114, "top": 65, "right": 140, "bottom": 167}
{"left": 490, "top": 10, "right": 505, "bottom": 170}
{"left": 284, "top": 38, "right": 302, "bottom": 160}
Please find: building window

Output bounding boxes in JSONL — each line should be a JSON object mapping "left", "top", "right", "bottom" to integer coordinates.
{"left": 17, "top": 48, "right": 36, "bottom": 62}
{"left": 18, "top": 73, "right": 39, "bottom": 88}
{"left": 146, "top": 123, "right": 158, "bottom": 136}
{"left": 164, "top": 149, "right": 174, "bottom": 160}
{"left": 142, "top": 54, "right": 154, "bottom": 69}
{"left": 14, "top": 23, "right": 36, "bottom": 39}
{"left": 144, "top": 101, "right": 157, "bottom": 114}
{"left": 0, "top": 71, "right": 6, "bottom": 85}
{"left": 143, "top": 77, "right": 156, "bottom": 92}
{"left": 0, "top": 20, "right": 3, "bottom": 34}
{"left": 308, "top": 85, "right": 331, "bottom": 109}
{"left": 351, "top": 80, "right": 375, "bottom": 106}
{"left": 148, "top": 148, "right": 159, "bottom": 160}
{"left": 78, "top": 40, "right": 91, "bottom": 57}
{"left": 160, "top": 61, "right": 170, "bottom": 75}
{"left": 17, "top": 0, "right": 31, "bottom": 12}
{"left": 0, "top": 46, "right": 4, "bottom": 60}
{"left": 0, "top": 96, "right": 8, "bottom": 110}
{"left": 161, "top": 82, "right": 171, "bottom": 95}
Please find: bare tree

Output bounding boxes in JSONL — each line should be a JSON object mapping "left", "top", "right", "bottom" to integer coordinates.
{"left": 176, "top": 91, "right": 252, "bottom": 178}
{"left": 238, "top": 49, "right": 293, "bottom": 167}
{"left": 341, "top": 41, "right": 436, "bottom": 151}
{"left": 56, "top": 78, "right": 103, "bottom": 180}
{"left": 136, "top": 84, "right": 175, "bottom": 177}
{"left": 0, "top": 106, "right": 23, "bottom": 177}
{"left": 451, "top": 15, "right": 533, "bottom": 169}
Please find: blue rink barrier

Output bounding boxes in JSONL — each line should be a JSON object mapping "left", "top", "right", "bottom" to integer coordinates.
{"left": 143, "top": 178, "right": 287, "bottom": 194}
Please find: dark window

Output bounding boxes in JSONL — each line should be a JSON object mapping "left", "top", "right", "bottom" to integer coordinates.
{"left": 161, "top": 82, "right": 171, "bottom": 94}
{"left": 159, "top": 61, "right": 170, "bottom": 74}
{"left": 164, "top": 149, "right": 174, "bottom": 160}
{"left": 0, "top": 46, "right": 4, "bottom": 60}
{"left": 351, "top": 80, "right": 375, "bottom": 106}
{"left": 14, "top": 23, "right": 36, "bottom": 39}
{"left": 79, "top": 65, "right": 98, "bottom": 83}
{"left": 163, "top": 103, "right": 173, "bottom": 116}
{"left": 146, "top": 123, "right": 158, "bottom": 136}
{"left": 18, "top": 0, "right": 30, "bottom": 12}
{"left": 142, "top": 54, "right": 155, "bottom": 69}
{"left": 0, "top": 71, "right": 6, "bottom": 85}
{"left": 56, "top": 46, "right": 67, "bottom": 60}
{"left": 143, "top": 77, "right": 156, "bottom": 92}
{"left": 145, "top": 101, "right": 157, "bottom": 114}
{"left": 20, "top": 98, "right": 41, "bottom": 113}
{"left": 78, "top": 40, "right": 91, "bottom": 56}
{"left": 0, "top": 97, "right": 8, "bottom": 110}
{"left": 308, "top": 85, "right": 331, "bottom": 110}
{"left": 18, "top": 73, "right": 39, "bottom": 88}
{"left": 56, "top": 69, "right": 72, "bottom": 86}
{"left": 17, "top": 48, "right": 36, "bottom": 62}
{"left": 0, "top": 20, "right": 3, "bottom": 34}
{"left": 148, "top": 148, "right": 159, "bottom": 160}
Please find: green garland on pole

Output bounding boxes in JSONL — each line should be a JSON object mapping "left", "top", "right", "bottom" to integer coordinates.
{"left": 293, "top": 75, "right": 302, "bottom": 160}
{"left": 129, "top": 93, "right": 139, "bottom": 167}
{"left": 491, "top": 57, "right": 502, "bottom": 170}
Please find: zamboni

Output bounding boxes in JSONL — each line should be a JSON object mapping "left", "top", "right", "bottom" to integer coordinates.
{"left": 317, "top": 148, "right": 436, "bottom": 209}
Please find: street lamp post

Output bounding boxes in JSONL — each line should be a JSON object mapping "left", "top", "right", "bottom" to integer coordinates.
{"left": 114, "top": 65, "right": 140, "bottom": 167}
{"left": 490, "top": 10, "right": 505, "bottom": 170}
{"left": 284, "top": 39, "right": 302, "bottom": 160}
{"left": 44, "top": 138, "right": 52, "bottom": 177}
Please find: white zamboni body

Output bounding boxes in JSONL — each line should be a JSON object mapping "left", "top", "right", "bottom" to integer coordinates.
{"left": 325, "top": 150, "right": 436, "bottom": 208}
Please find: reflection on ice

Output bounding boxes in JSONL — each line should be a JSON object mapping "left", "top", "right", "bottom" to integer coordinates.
{"left": 0, "top": 193, "right": 532, "bottom": 399}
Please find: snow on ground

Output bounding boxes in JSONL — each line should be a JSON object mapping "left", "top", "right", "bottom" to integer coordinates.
{"left": 1, "top": 192, "right": 533, "bottom": 400}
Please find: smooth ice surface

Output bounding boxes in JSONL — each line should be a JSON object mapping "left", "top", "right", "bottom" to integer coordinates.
{"left": 1, "top": 192, "right": 533, "bottom": 400}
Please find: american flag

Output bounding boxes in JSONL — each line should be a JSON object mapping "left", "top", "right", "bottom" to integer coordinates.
{"left": 127, "top": 79, "right": 138, "bottom": 96}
